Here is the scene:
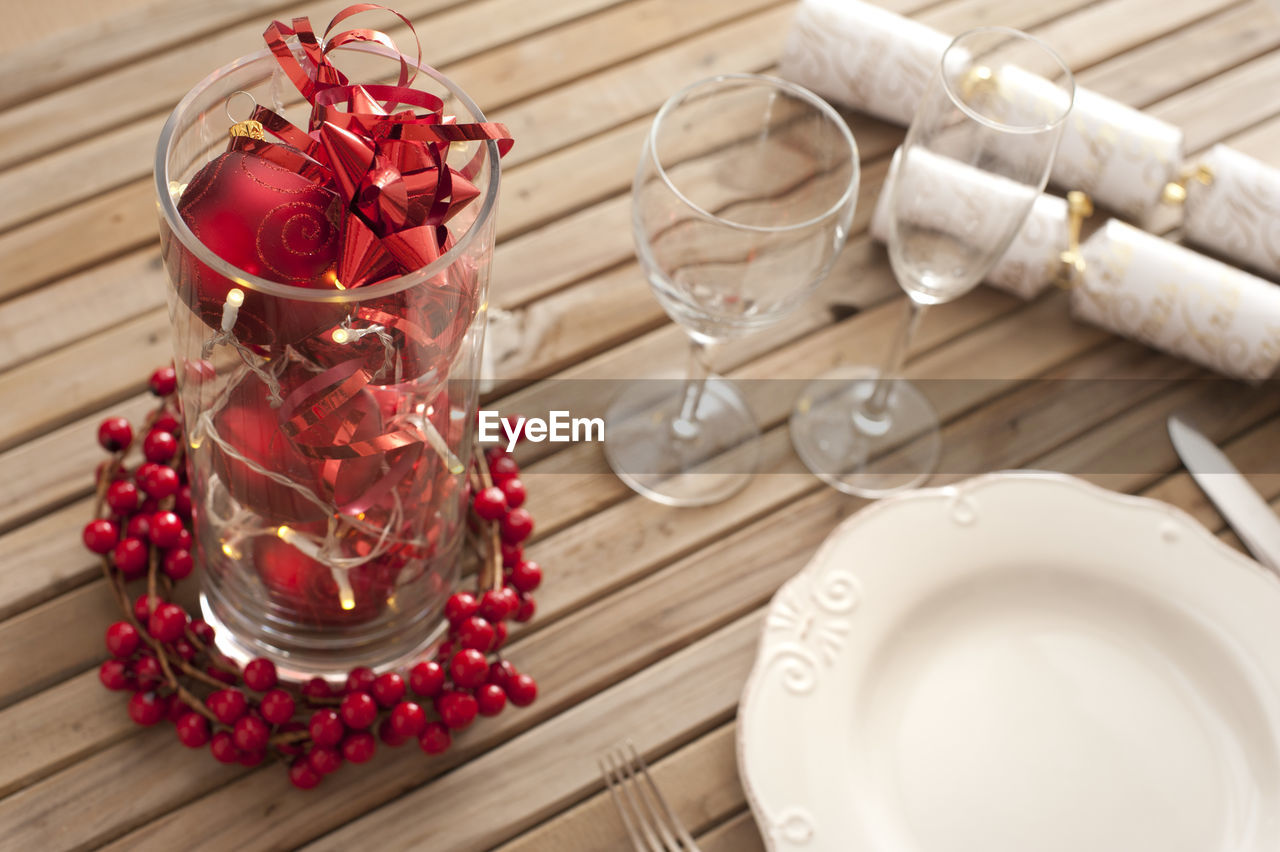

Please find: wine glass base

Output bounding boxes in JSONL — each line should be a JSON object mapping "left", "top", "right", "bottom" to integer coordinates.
{"left": 604, "top": 376, "right": 760, "bottom": 507}
{"left": 790, "top": 366, "right": 941, "bottom": 498}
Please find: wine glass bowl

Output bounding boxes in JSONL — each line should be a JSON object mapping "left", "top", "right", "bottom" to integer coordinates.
{"left": 791, "top": 27, "right": 1074, "bottom": 498}
{"left": 606, "top": 74, "right": 859, "bottom": 506}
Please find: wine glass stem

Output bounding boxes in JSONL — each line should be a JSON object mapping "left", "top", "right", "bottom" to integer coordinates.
{"left": 672, "top": 339, "right": 713, "bottom": 440}
{"left": 860, "top": 298, "right": 926, "bottom": 426}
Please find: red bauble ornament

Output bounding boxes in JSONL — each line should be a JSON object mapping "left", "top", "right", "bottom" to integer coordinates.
{"left": 211, "top": 366, "right": 386, "bottom": 526}
{"left": 170, "top": 149, "right": 343, "bottom": 348}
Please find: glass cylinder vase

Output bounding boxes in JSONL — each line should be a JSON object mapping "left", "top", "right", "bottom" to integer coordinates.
{"left": 154, "top": 44, "right": 500, "bottom": 680}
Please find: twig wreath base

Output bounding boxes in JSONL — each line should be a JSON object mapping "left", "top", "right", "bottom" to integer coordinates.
{"left": 86, "top": 367, "right": 540, "bottom": 789}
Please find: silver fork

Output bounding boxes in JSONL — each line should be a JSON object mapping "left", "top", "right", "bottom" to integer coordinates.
{"left": 598, "top": 741, "right": 703, "bottom": 852}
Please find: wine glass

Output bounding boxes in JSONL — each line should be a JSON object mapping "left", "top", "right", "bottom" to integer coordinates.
{"left": 605, "top": 74, "right": 859, "bottom": 506}
{"left": 790, "top": 27, "right": 1074, "bottom": 497}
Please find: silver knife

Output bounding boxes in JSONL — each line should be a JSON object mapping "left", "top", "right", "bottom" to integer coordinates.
{"left": 1168, "top": 416, "right": 1280, "bottom": 571}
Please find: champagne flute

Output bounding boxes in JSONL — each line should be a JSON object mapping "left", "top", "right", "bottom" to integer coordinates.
{"left": 791, "top": 27, "right": 1074, "bottom": 497}
{"left": 605, "top": 74, "right": 859, "bottom": 506}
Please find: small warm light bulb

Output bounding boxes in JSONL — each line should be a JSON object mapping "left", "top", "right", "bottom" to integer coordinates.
{"left": 332, "top": 328, "right": 351, "bottom": 345}
{"left": 221, "top": 541, "right": 241, "bottom": 559}
{"left": 276, "top": 525, "right": 291, "bottom": 540}
{"left": 227, "top": 288, "right": 245, "bottom": 307}
{"left": 340, "top": 591, "right": 356, "bottom": 611}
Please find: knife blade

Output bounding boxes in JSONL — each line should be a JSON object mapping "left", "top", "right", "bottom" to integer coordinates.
{"left": 1168, "top": 416, "right": 1280, "bottom": 572}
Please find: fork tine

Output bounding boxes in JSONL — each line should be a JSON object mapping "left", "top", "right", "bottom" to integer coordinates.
{"left": 600, "top": 755, "right": 648, "bottom": 852}
{"left": 609, "top": 748, "right": 666, "bottom": 852}
{"left": 617, "top": 746, "right": 680, "bottom": 852}
{"left": 628, "top": 741, "right": 700, "bottom": 851}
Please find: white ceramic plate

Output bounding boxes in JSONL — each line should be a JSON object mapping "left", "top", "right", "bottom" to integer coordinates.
{"left": 738, "top": 472, "right": 1280, "bottom": 852}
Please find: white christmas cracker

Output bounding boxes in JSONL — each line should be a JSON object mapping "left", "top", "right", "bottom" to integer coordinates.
{"left": 780, "top": 0, "right": 1184, "bottom": 223}
{"left": 779, "top": 0, "right": 949, "bottom": 127}
{"left": 870, "top": 148, "right": 1069, "bottom": 299}
{"left": 1183, "top": 144, "right": 1280, "bottom": 281}
{"left": 1071, "top": 220, "right": 1280, "bottom": 381}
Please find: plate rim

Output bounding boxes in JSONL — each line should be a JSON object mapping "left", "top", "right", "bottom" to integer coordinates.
{"left": 735, "top": 470, "right": 1280, "bottom": 851}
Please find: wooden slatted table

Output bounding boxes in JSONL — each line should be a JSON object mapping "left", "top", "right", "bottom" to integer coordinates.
{"left": 3, "top": 0, "right": 1280, "bottom": 848}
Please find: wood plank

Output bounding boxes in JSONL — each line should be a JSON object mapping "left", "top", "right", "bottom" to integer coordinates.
{"left": 698, "top": 810, "right": 768, "bottom": 852}
{"left": 0, "top": 0, "right": 784, "bottom": 236}
{"left": 0, "top": 0, "right": 307, "bottom": 111}
{"left": 0, "top": 0, "right": 630, "bottom": 172}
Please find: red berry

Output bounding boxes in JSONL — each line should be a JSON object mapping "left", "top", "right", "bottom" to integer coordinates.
{"left": 488, "top": 660, "right": 517, "bottom": 690}
{"left": 419, "top": 721, "right": 452, "bottom": 754}
{"left": 175, "top": 712, "right": 210, "bottom": 748}
{"left": 454, "top": 616, "right": 495, "bottom": 652}
{"left": 444, "top": 592, "right": 479, "bottom": 623}
{"left": 506, "top": 673, "right": 538, "bottom": 707}
{"left": 82, "top": 519, "right": 119, "bottom": 554}
{"left": 111, "top": 537, "right": 149, "bottom": 579}
{"left": 371, "top": 672, "right": 405, "bottom": 708}
{"left": 125, "top": 514, "right": 150, "bottom": 541}
{"left": 239, "top": 749, "right": 266, "bottom": 767}
{"left": 436, "top": 639, "right": 455, "bottom": 661}
{"left": 143, "top": 429, "right": 178, "bottom": 463}
{"left": 450, "top": 649, "right": 489, "bottom": 689}
{"left": 500, "top": 477, "right": 527, "bottom": 509}
{"left": 206, "top": 688, "right": 247, "bottom": 725}
{"left": 409, "top": 660, "right": 445, "bottom": 698}
{"left": 148, "top": 366, "right": 177, "bottom": 397}
{"left": 388, "top": 701, "right": 426, "bottom": 739}
{"left": 342, "top": 732, "right": 377, "bottom": 763}
{"left": 339, "top": 691, "right": 378, "bottom": 729}
{"left": 172, "top": 528, "right": 193, "bottom": 551}
{"left": 99, "top": 659, "right": 131, "bottom": 690}
{"left": 490, "top": 454, "right": 520, "bottom": 483}
{"left": 476, "top": 683, "right": 507, "bottom": 716}
{"left": 174, "top": 485, "right": 192, "bottom": 519}
{"left": 260, "top": 688, "right": 295, "bottom": 725}
{"left": 233, "top": 715, "right": 270, "bottom": 752}
{"left": 139, "top": 497, "right": 160, "bottom": 514}
{"left": 289, "top": 757, "right": 322, "bottom": 789}
{"left": 436, "top": 691, "right": 479, "bottom": 730}
{"left": 479, "top": 588, "right": 519, "bottom": 623}
{"left": 378, "top": 717, "right": 409, "bottom": 747}
{"left": 492, "top": 621, "right": 509, "bottom": 649}
{"left": 500, "top": 508, "right": 534, "bottom": 544}
{"left": 172, "top": 638, "right": 197, "bottom": 661}
{"left": 131, "top": 655, "right": 163, "bottom": 689}
{"left": 509, "top": 560, "right": 542, "bottom": 593}
{"left": 136, "top": 463, "right": 179, "bottom": 499}
{"left": 105, "top": 621, "right": 140, "bottom": 658}
{"left": 128, "top": 691, "right": 165, "bottom": 726}
{"left": 309, "top": 708, "right": 345, "bottom": 747}
{"left": 189, "top": 619, "right": 214, "bottom": 645}
{"left": 105, "top": 480, "right": 140, "bottom": 514}
{"left": 148, "top": 511, "right": 184, "bottom": 549}
{"left": 344, "top": 666, "right": 377, "bottom": 695}
{"left": 148, "top": 602, "right": 188, "bottom": 642}
{"left": 162, "top": 548, "right": 194, "bottom": 580}
{"left": 501, "top": 542, "right": 524, "bottom": 568}
{"left": 303, "top": 677, "right": 334, "bottom": 699}
{"left": 133, "top": 593, "right": 161, "bottom": 622}
{"left": 472, "top": 486, "right": 507, "bottom": 521}
{"left": 242, "top": 658, "right": 277, "bottom": 692}
{"left": 514, "top": 596, "right": 536, "bottom": 623}
{"left": 97, "top": 417, "right": 133, "bottom": 452}
{"left": 307, "top": 746, "right": 343, "bottom": 775}
{"left": 210, "top": 731, "right": 239, "bottom": 763}
{"left": 153, "top": 412, "right": 181, "bottom": 434}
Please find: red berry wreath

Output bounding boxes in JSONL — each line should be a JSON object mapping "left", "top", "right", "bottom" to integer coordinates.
{"left": 87, "top": 367, "right": 540, "bottom": 788}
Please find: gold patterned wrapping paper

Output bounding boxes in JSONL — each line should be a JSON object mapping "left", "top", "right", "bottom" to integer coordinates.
{"left": 870, "top": 148, "right": 1069, "bottom": 299}
{"left": 1184, "top": 144, "right": 1280, "bottom": 282}
{"left": 1072, "top": 220, "right": 1280, "bottom": 382}
{"left": 781, "top": 0, "right": 1184, "bottom": 223}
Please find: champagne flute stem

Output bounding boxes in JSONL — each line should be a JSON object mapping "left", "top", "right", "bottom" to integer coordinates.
{"left": 861, "top": 298, "right": 926, "bottom": 423}
{"left": 672, "top": 339, "right": 713, "bottom": 439}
